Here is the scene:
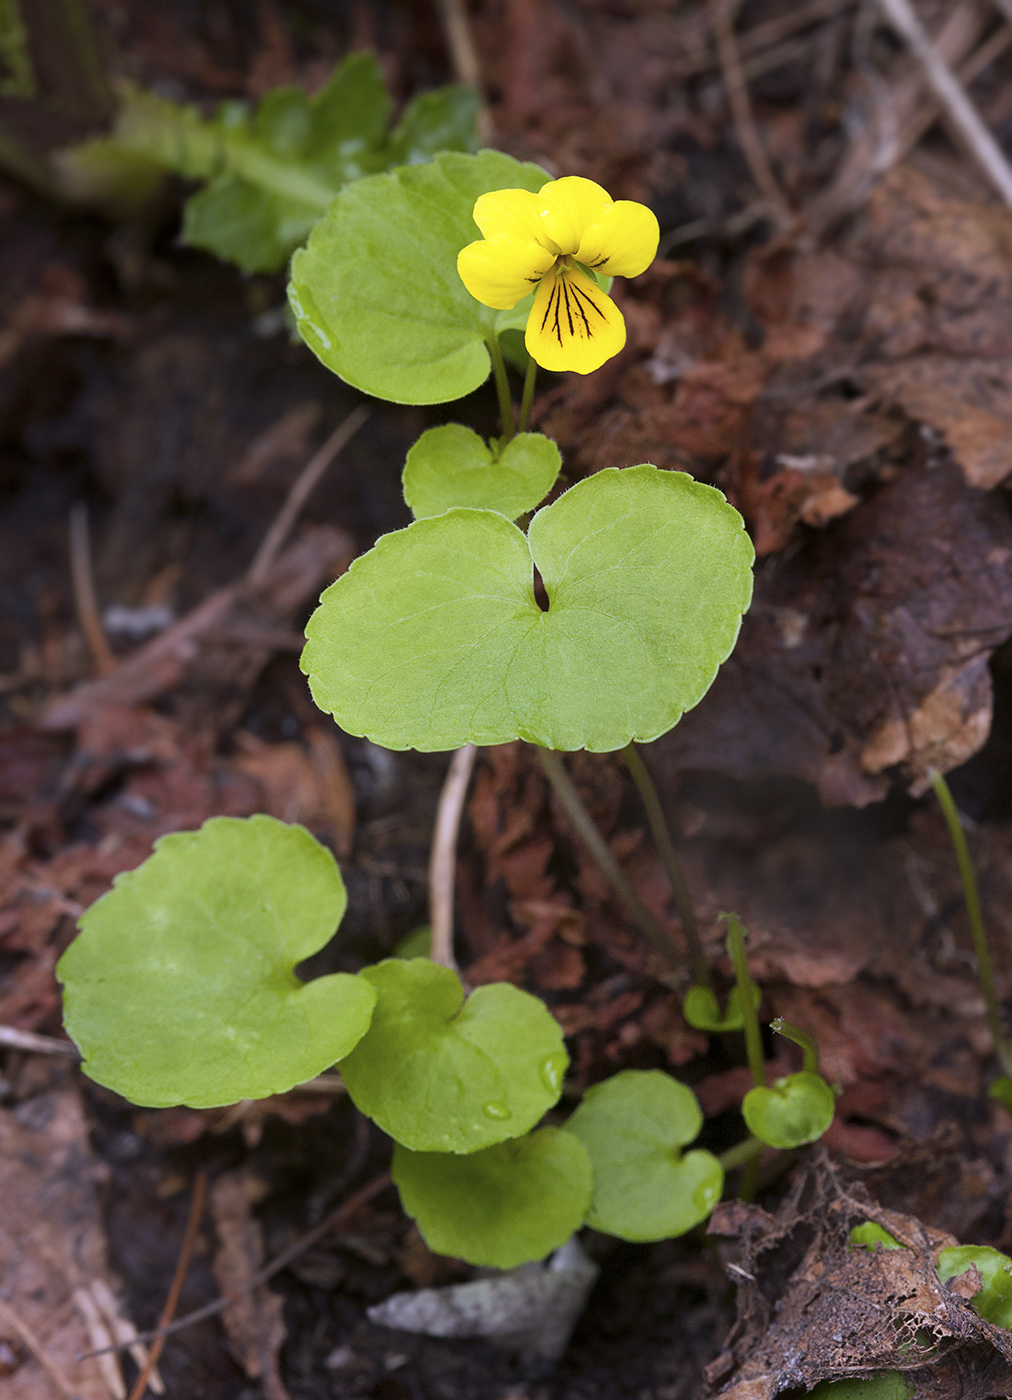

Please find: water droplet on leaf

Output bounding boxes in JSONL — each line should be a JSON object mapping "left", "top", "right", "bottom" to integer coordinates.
{"left": 540, "top": 1055, "right": 564, "bottom": 1095}
{"left": 482, "top": 1101, "right": 511, "bottom": 1121}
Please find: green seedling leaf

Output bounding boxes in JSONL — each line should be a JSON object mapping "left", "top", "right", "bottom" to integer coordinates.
{"left": 849, "top": 1222, "right": 905, "bottom": 1251}
{"left": 392, "top": 1126, "right": 592, "bottom": 1267}
{"left": 938, "top": 1245, "right": 1012, "bottom": 1327}
{"left": 393, "top": 925, "right": 432, "bottom": 959}
{"left": 806, "top": 1374, "right": 915, "bottom": 1400}
{"left": 288, "top": 149, "right": 549, "bottom": 403}
{"left": 565, "top": 1069, "right": 724, "bottom": 1242}
{"left": 303, "top": 464, "right": 754, "bottom": 753}
{"left": 742, "top": 1071, "right": 836, "bottom": 1150}
{"left": 338, "top": 959, "right": 568, "bottom": 1153}
{"left": 989, "top": 1074, "right": 1012, "bottom": 1114}
{"left": 683, "top": 982, "right": 761, "bottom": 1033}
{"left": 403, "top": 426, "right": 561, "bottom": 521}
{"left": 57, "top": 815, "right": 376, "bottom": 1108}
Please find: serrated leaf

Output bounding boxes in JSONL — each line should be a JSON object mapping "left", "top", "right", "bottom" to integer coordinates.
{"left": 565, "top": 1070, "right": 724, "bottom": 1242}
{"left": 742, "top": 1071, "right": 836, "bottom": 1150}
{"left": 303, "top": 463, "right": 754, "bottom": 752}
{"left": 338, "top": 958, "right": 568, "bottom": 1153}
{"left": 392, "top": 1127, "right": 592, "bottom": 1267}
{"left": 682, "top": 982, "right": 761, "bottom": 1033}
{"left": 57, "top": 815, "right": 376, "bottom": 1109}
{"left": 403, "top": 426, "right": 560, "bottom": 520}
{"left": 288, "top": 149, "right": 549, "bottom": 403}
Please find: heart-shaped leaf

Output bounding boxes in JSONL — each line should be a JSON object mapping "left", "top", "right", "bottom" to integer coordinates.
{"left": 57, "top": 815, "right": 376, "bottom": 1108}
{"left": 303, "top": 464, "right": 754, "bottom": 753}
{"left": 338, "top": 958, "right": 568, "bottom": 1153}
{"left": 403, "top": 426, "right": 561, "bottom": 521}
{"left": 742, "top": 1071, "right": 835, "bottom": 1150}
{"left": 937, "top": 1245, "right": 1012, "bottom": 1327}
{"left": 682, "top": 982, "right": 761, "bottom": 1033}
{"left": 392, "top": 1126, "right": 592, "bottom": 1267}
{"left": 564, "top": 1069, "right": 724, "bottom": 1242}
{"left": 288, "top": 150, "right": 549, "bottom": 404}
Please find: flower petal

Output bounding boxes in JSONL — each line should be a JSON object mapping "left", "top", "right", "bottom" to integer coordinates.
{"left": 536, "top": 177, "right": 613, "bottom": 256}
{"left": 525, "top": 265, "right": 626, "bottom": 374}
{"left": 457, "top": 237, "right": 556, "bottom": 310}
{"left": 575, "top": 200, "right": 659, "bottom": 278}
{"left": 472, "top": 188, "right": 556, "bottom": 252}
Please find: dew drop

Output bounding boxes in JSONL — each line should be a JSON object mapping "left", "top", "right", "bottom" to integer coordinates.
{"left": 540, "top": 1055, "right": 564, "bottom": 1095}
{"left": 482, "top": 1101, "right": 511, "bottom": 1121}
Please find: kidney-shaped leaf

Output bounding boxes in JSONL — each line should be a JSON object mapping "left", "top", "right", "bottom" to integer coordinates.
{"left": 743, "top": 1071, "right": 836, "bottom": 1150}
{"left": 57, "top": 815, "right": 376, "bottom": 1108}
{"left": 403, "top": 426, "right": 561, "bottom": 521}
{"left": 339, "top": 958, "right": 568, "bottom": 1153}
{"left": 565, "top": 1069, "right": 724, "bottom": 1242}
{"left": 303, "top": 464, "right": 754, "bottom": 753}
{"left": 288, "top": 149, "right": 549, "bottom": 404}
{"left": 392, "top": 1126, "right": 592, "bottom": 1267}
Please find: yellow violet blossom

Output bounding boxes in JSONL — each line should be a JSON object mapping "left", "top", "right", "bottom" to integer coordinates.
{"left": 457, "top": 176, "right": 659, "bottom": 375}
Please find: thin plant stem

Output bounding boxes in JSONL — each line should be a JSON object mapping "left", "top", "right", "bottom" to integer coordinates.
{"left": 723, "top": 912, "right": 766, "bottom": 1089}
{"left": 718, "top": 1135, "right": 766, "bottom": 1172}
{"left": 519, "top": 356, "right": 537, "bottom": 432}
{"left": 486, "top": 334, "right": 516, "bottom": 442}
{"left": 771, "top": 1018, "right": 819, "bottom": 1075}
{"left": 930, "top": 768, "right": 1012, "bottom": 1075}
{"left": 622, "top": 742, "right": 710, "bottom": 988}
{"left": 537, "top": 747, "right": 680, "bottom": 972}
{"left": 428, "top": 743, "right": 478, "bottom": 971}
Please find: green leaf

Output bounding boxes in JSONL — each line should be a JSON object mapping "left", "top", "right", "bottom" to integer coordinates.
{"left": 338, "top": 959, "right": 568, "bottom": 1153}
{"left": 392, "top": 1127, "right": 592, "bottom": 1267}
{"left": 849, "top": 1221, "right": 905, "bottom": 1252}
{"left": 392, "top": 925, "right": 432, "bottom": 959}
{"left": 565, "top": 1069, "right": 724, "bottom": 1242}
{"left": 288, "top": 149, "right": 549, "bottom": 404}
{"left": 387, "top": 85, "right": 480, "bottom": 167}
{"left": 989, "top": 1074, "right": 1012, "bottom": 1114}
{"left": 303, "top": 463, "right": 754, "bottom": 752}
{"left": 806, "top": 1374, "right": 915, "bottom": 1400}
{"left": 938, "top": 1245, "right": 1012, "bottom": 1327}
{"left": 57, "top": 815, "right": 376, "bottom": 1108}
{"left": 403, "top": 426, "right": 560, "bottom": 521}
{"left": 682, "top": 982, "right": 761, "bottom": 1033}
{"left": 742, "top": 1071, "right": 836, "bottom": 1150}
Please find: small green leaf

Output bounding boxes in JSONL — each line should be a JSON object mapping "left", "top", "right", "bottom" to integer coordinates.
{"left": 403, "top": 426, "right": 560, "bottom": 521}
{"left": 682, "top": 982, "right": 761, "bottom": 1033}
{"left": 57, "top": 815, "right": 376, "bottom": 1108}
{"left": 288, "top": 150, "right": 549, "bottom": 404}
{"left": 392, "top": 925, "right": 432, "bottom": 959}
{"left": 387, "top": 85, "right": 480, "bottom": 167}
{"left": 338, "top": 959, "right": 568, "bottom": 1153}
{"left": 565, "top": 1069, "right": 724, "bottom": 1242}
{"left": 742, "top": 1071, "right": 835, "bottom": 1150}
{"left": 303, "top": 464, "right": 754, "bottom": 753}
{"left": 938, "top": 1245, "right": 1012, "bottom": 1327}
{"left": 989, "top": 1074, "right": 1012, "bottom": 1114}
{"left": 806, "top": 1374, "right": 915, "bottom": 1400}
{"left": 849, "top": 1222, "right": 905, "bottom": 1252}
{"left": 392, "top": 1126, "right": 592, "bottom": 1267}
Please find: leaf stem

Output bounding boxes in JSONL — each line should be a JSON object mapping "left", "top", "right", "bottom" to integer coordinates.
{"left": 718, "top": 1135, "right": 766, "bottom": 1172}
{"left": 622, "top": 742, "right": 710, "bottom": 989}
{"left": 723, "top": 913, "right": 766, "bottom": 1089}
{"left": 428, "top": 743, "right": 478, "bottom": 971}
{"left": 486, "top": 334, "right": 516, "bottom": 443}
{"left": 770, "top": 1018, "right": 819, "bottom": 1075}
{"left": 930, "top": 768, "right": 1012, "bottom": 1075}
{"left": 519, "top": 356, "right": 537, "bottom": 432}
{"left": 537, "top": 747, "right": 681, "bottom": 972}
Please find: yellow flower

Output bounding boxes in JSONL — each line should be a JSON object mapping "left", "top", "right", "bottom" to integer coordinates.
{"left": 457, "top": 176, "right": 659, "bottom": 375}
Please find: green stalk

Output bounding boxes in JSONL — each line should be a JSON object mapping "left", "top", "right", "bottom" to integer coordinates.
{"left": 723, "top": 913, "right": 766, "bottom": 1089}
{"left": 486, "top": 334, "right": 516, "bottom": 443}
{"left": 718, "top": 1135, "right": 765, "bottom": 1172}
{"left": 519, "top": 356, "right": 537, "bottom": 433}
{"left": 622, "top": 742, "right": 710, "bottom": 989}
{"left": 770, "top": 1018, "right": 819, "bottom": 1075}
{"left": 930, "top": 769, "right": 1012, "bottom": 1075}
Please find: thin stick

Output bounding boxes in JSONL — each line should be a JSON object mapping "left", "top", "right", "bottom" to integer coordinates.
{"left": 723, "top": 913, "right": 766, "bottom": 1090}
{"left": 432, "top": 0, "right": 494, "bottom": 143}
{"left": 518, "top": 357, "right": 537, "bottom": 434}
{"left": 899, "top": 20, "right": 1012, "bottom": 157}
{"left": 622, "top": 743, "right": 710, "bottom": 989}
{"left": 246, "top": 405, "right": 369, "bottom": 588}
{"left": 485, "top": 335, "right": 516, "bottom": 443}
{"left": 126, "top": 1171, "right": 207, "bottom": 1400}
{"left": 70, "top": 504, "right": 116, "bottom": 675}
{"left": 428, "top": 743, "right": 477, "bottom": 970}
{"left": 929, "top": 769, "right": 1011, "bottom": 1075}
{"left": 709, "top": 0, "right": 793, "bottom": 229}
{"left": 0, "top": 1024, "right": 80, "bottom": 1057}
{"left": 82, "top": 1171, "right": 393, "bottom": 1362}
{"left": 537, "top": 748, "right": 680, "bottom": 972}
{"left": 876, "top": 0, "right": 1012, "bottom": 208}
{"left": 0, "top": 1296, "right": 79, "bottom": 1400}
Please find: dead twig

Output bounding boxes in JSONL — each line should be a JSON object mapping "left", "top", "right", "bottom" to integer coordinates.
{"left": 88, "top": 1280, "right": 163, "bottom": 1396}
{"left": 433, "top": 0, "right": 494, "bottom": 143}
{"left": 74, "top": 1286, "right": 125, "bottom": 1398}
{"left": 900, "top": 19, "right": 1012, "bottom": 155}
{"left": 246, "top": 405, "right": 369, "bottom": 589}
{"left": 876, "top": 0, "right": 1012, "bottom": 207}
{"left": 0, "top": 1024, "right": 80, "bottom": 1057}
{"left": 0, "top": 1296, "right": 79, "bottom": 1400}
{"left": 70, "top": 504, "right": 116, "bottom": 676}
{"left": 428, "top": 743, "right": 478, "bottom": 970}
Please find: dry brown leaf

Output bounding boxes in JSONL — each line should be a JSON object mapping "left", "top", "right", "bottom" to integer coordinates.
{"left": 210, "top": 1167, "right": 287, "bottom": 1386}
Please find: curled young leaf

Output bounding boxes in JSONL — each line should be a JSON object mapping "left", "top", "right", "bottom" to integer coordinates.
{"left": 565, "top": 1069, "right": 724, "bottom": 1242}
{"left": 682, "top": 982, "right": 761, "bottom": 1033}
{"left": 57, "top": 815, "right": 376, "bottom": 1108}
{"left": 392, "top": 1126, "right": 592, "bottom": 1268}
{"left": 742, "top": 1070, "right": 836, "bottom": 1150}
{"left": 403, "top": 426, "right": 561, "bottom": 521}
{"left": 338, "top": 958, "right": 568, "bottom": 1153}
